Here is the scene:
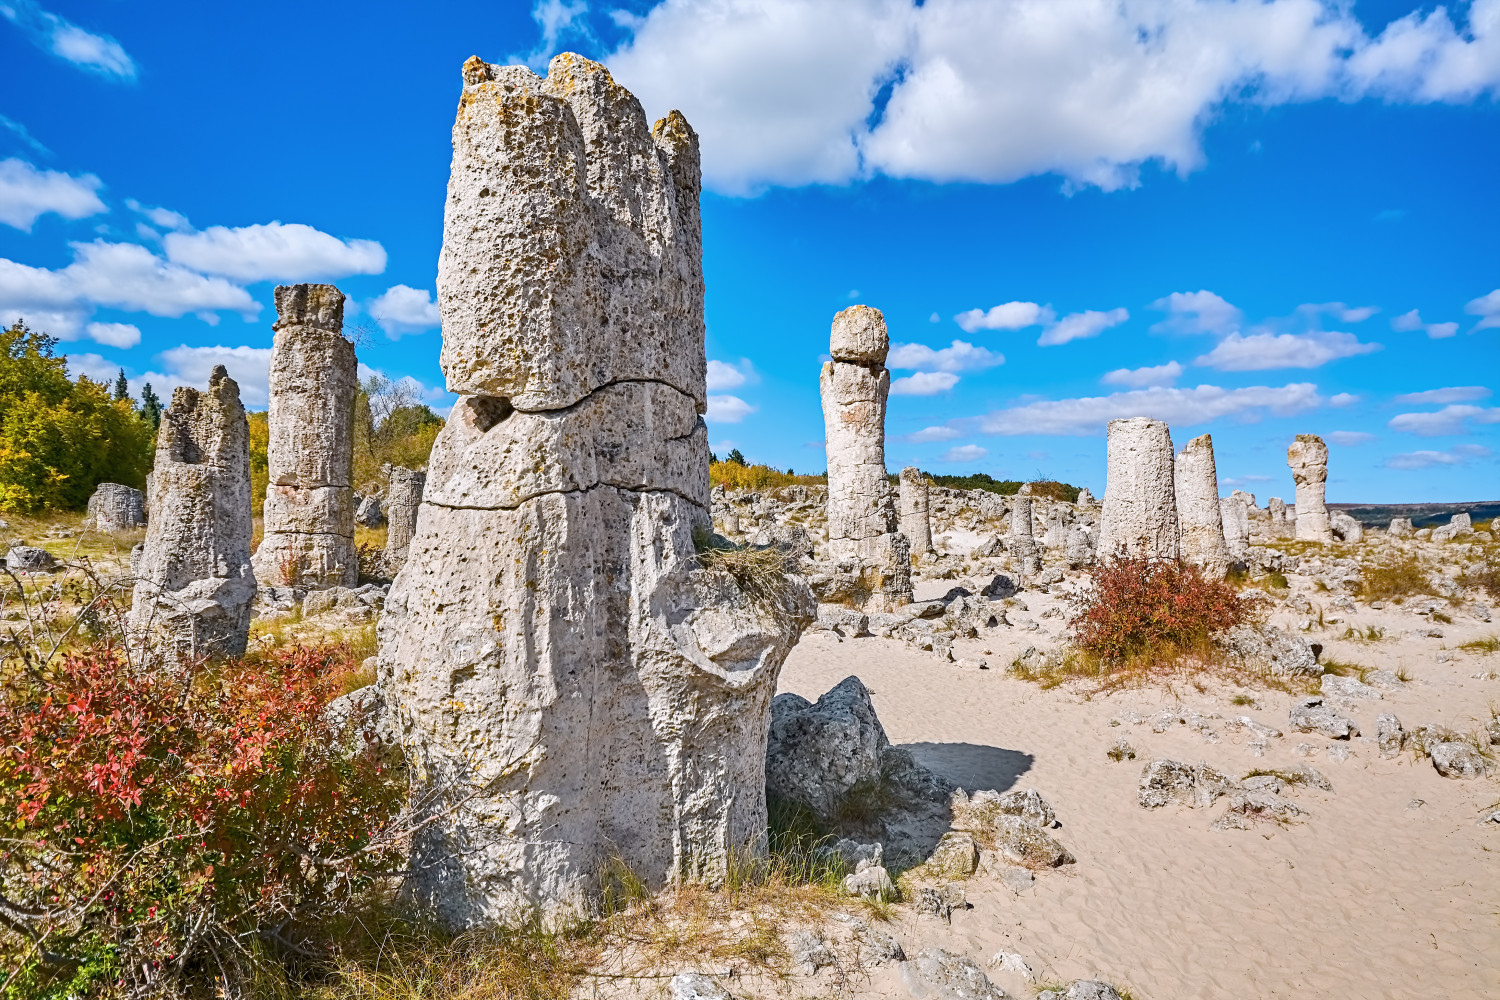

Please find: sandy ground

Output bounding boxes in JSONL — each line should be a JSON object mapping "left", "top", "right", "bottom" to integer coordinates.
{"left": 772, "top": 584, "right": 1500, "bottom": 999}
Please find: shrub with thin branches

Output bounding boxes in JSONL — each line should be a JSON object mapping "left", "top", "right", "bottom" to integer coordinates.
{"left": 1070, "top": 556, "right": 1248, "bottom": 665}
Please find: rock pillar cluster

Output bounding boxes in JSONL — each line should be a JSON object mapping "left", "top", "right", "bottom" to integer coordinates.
{"left": 1287, "top": 434, "right": 1332, "bottom": 543}
{"left": 377, "top": 54, "right": 809, "bottom": 931}
{"left": 1098, "top": 417, "right": 1180, "bottom": 561}
{"left": 1174, "top": 433, "right": 1229, "bottom": 577}
{"left": 383, "top": 466, "right": 425, "bottom": 569}
{"left": 87, "top": 483, "right": 146, "bottom": 532}
{"left": 820, "top": 306, "right": 912, "bottom": 610}
{"left": 898, "top": 466, "right": 935, "bottom": 558}
{"left": 130, "top": 367, "right": 254, "bottom": 657}
{"left": 251, "top": 284, "right": 358, "bottom": 589}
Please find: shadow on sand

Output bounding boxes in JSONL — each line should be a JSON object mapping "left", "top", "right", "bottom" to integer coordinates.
{"left": 903, "top": 741, "right": 1034, "bottom": 795}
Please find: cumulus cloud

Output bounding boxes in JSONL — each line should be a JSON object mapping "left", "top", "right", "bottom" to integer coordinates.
{"left": 125, "top": 198, "right": 190, "bottom": 232}
{"left": 1394, "top": 386, "right": 1491, "bottom": 405}
{"left": 0, "top": 0, "right": 137, "bottom": 80}
{"left": 1390, "top": 307, "right": 1458, "bottom": 338}
{"left": 706, "top": 394, "right": 756, "bottom": 422}
{"left": 1467, "top": 288, "right": 1500, "bottom": 330}
{"left": 1038, "top": 307, "right": 1129, "bottom": 346}
{"left": 890, "top": 371, "right": 960, "bottom": 395}
{"left": 1194, "top": 330, "right": 1381, "bottom": 370}
{"left": 902, "top": 425, "right": 962, "bottom": 443}
{"left": 0, "top": 158, "right": 105, "bottom": 230}
{"left": 942, "top": 444, "right": 988, "bottom": 462}
{"left": 973, "top": 382, "right": 1322, "bottom": 436}
{"left": 164, "top": 222, "right": 386, "bottom": 284}
{"left": 1387, "top": 404, "right": 1500, "bottom": 437}
{"left": 1101, "top": 360, "right": 1183, "bottom": 388}
{"left": 888, "top": 339, "right": 1003, "bottom": 372}
{"left": 122, "top": 345, "right": 276, "bottom": 408}
{"left": 367, "top": 284, "right": 440, "bottom": 337}
{"left": 1150, "top": 290, "right": 1242, "bottom": 336}
{"left": 706, "top": 358, "right": 757, "bottom": 391}
{"left": 1326, "top": 430, "right": 1376, "bottom": 445}
{"left": 84, "top": 321, "right": 139, "bottom": 348}
{"left": 1329, "top": 393, "right": 1359, "bottom": 406}
{"left": 954, "top": 301, "right": 1051, "bottom": 332}
{"left": 1385, "top": 444, "right": 1492, "bottom": 470}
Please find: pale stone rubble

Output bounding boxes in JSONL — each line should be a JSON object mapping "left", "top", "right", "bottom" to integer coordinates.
{"left": 1098, "top": 417, "right": 1179, "bottom": 561}
{"left": 130, "top": 366, "right": 255, "bottom": 657}
{"left": 87, "top": 482, "right": 146, "bottom": 531}
{"left": 1288, "top": 434, "right": 1332, "bottom": 543}
{"left": 377, "top": 54, "right": 809, "bottom": 930}
{"left": 251, "top": 283, "right": 358, "bottom": 590}
{"left": 1173, "top": 432, "right": 1230, "bottom": 578}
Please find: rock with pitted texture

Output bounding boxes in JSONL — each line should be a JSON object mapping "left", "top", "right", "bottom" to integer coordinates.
{"left": 1174, "top": 433, "right": 1229, "bottom": 577}
{"left": 900, "top": 466, "right": 936, "bottom": 557}
{"left": 383, "top": 466, "right": 425, "bottom": 569}
{"left": 87, "top": 482, "right": 146, "bottom": 531}
{"left": 1098, "top": 417, "right": 1179, "bottom": 561}
{"left": 767, "top": 675, "right": 889, "bottom": 819}
{"left": 1288, "top": 434, "right": 1332, "bottom": 543}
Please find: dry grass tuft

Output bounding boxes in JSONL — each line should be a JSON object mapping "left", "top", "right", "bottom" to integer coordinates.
{"left": 1460, "top": 635, "right": 1500, "bottom": 654}
{"left": 1361, "top": 555, "right": 1435, "bottom": 602}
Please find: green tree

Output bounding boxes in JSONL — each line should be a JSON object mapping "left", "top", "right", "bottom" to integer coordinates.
{"left": 351, "top": 375, "right": 444, "bottom": 490}
{"left": 726, "top": 448, "right": 747, "bottom": 466}
{"left": 112, "top": 368, "right": 129, "bottom": 401}
{"left": 139, "top": 382, "right": 163, "bottom": 429}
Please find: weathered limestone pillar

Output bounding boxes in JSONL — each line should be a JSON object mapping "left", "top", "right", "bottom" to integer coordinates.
{"left": 1220, "top": 497, "right": 1249, "bottom": 559}
{"left": 251, "top": 284, "right": 358, "bottom": 589}
{"left": 1076, "top": 487, "right": 1096, "bottom": 508}
{"left": 87, "top": 482, "right": 145, "bottom": 531}
{"left": 820, "top": 306, "right": 913, "bottom": 610}
{"left": 1174, "top": 433, "right": 1230, "bottom": 577}
{"left": 1288, "top": 434, "right": 1332, "bottom": 543}
{"left": 130, "top": 367, "right": 254, "bottom": 657}
{"left": 1097, "top": 417, "right": 1179, "bottom": 560}
{"left": 898, "top": 466, "right": 935, "bottom": 557}
{"left": 1268, "top": 497, "right": 1290, "bottom": 539}
{"left": 383, "top": 466, "right": 425, "bottom": 569}
{"left": 378, "top": 54, "right": 809, "bottom": 931}
{"left": 1042, "top": 504, "right": 1068, "bottom": 549}
{"left": 1008, "top": 495, "right": 1040, "bottom": 575}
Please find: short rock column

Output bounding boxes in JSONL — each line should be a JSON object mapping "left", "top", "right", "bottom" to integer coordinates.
{"left": 87, "top": 482, "right": 146, "bottom": 531}
{"left": 1174, "top": 433, "right": 1230, "bottom": 577}
{"left": 1220, "top": 497, "right": 1250, "bottom": 559}
{"left": 1287, "top": 434, "right": 1332, "bottom": 543}
{"left": 1098, "top": 417, "right": 1179, "bottom": 560}
{"left": 898, "top": 466, "right": 935, "bottom": 558}
{"left": 383, "top": 466, "right": 425, "bottom": 569}
{"left": 1008, "top": 495, "right": 1040, "bottom": 576}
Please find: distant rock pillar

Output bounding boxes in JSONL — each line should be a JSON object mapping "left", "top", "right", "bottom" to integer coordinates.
{"left": 820, "top": 305, "right": 912, "bottom": 610}
{"left": 383, "top": 466, "right": 425, "bottom": 569}
{"left": 1098, "top": 417, "right": 1180, "bottom": 560}
{"left": 1288, "top": 434, "right": 1332, "bottom": 543}
{"left": 1174, "top": 433, "right": 1230, "bottom": 577}
{"left": 898, "top": 466, "right": 935, "bottom": 557}
{"left": 1008, "top": 494, "right": 1040, "bottom": 576}
{"left": 87, "top": 483, "right": 146, "bottom": 531}
{"left": 1268, "top": 497, "right": 1291, "bottom": 538}
{"left": 1220, "top": 497, "right": 1249, "bottom": 559}
{"left": 130, "top": 367, "right": 255, "bottom": 657}
{"left": 252, "top": 284, "right": 358, "bottom": 588}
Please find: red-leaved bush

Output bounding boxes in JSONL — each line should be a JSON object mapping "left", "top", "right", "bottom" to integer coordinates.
{"left": 1070, "top": 556, "right": 1248, "bottom": 663}
{"left": 0, "top": 641, "right": 405, "bottom": 997}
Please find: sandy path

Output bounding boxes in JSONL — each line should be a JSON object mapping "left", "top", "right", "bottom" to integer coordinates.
{"left": 776, "top": 610, "right": 1500, "bottom": 999}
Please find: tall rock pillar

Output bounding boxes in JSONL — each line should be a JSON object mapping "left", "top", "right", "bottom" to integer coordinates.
{"left": 252, "top": 284, "right": 358, "bottom": 588}
{"left": 820, "top": 305, "right": 912, "bottom": 610}
{"left": 1220, "top": 497, "right": 1250, "bottom": 560}
{"left": 1174, "top": 433, "right": 1230, "bottom": 577}
{"left": 1098, "top": 417, "right": 1179, "bottom": 560}
{"left": 898, "top": 466, "right": 935, "bottom": 558}
{"left": 1008, "top": 494, "right": 1040, "bottom": 577}
{"left": 1288, "top": 434, "right": 1332, "bottom": 543}
{"left": 130, "top": 367, "right": 255, "bottom": 657}
{"left": 377, "top": 54, "right": 809, "bottom": 931}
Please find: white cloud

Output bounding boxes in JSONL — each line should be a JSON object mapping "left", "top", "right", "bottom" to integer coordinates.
{"left": 164, "top": 222, "right": 386, "bottom": 284}
{"left": 84, "top": 321, "right": 139, "bottom": 348}
{"left": 706, "top": 357, "right": 758, "bottom": 391}
{"left": 1326, "top": 430, "right": 1376, "bottom": 446}
{"left": 0, "top": 158, "right": 105, "bottom": 230}
{"left": 1391, "top": 307, "right": 1459, "bottom": 338}
{"left": 1387, "top": 404, "right": 1500, "bottom": 437}
{"left": 519, "top": 0, "right": 591, "bottom": 67}
{"left": 1194, "top": 330, "right": 1381, "bottom": 370}
{"left": 888, "top": 339, "right": 1003, "bottom": 372}
{"left": 1150, "top": 290, "right": 1242, "bottom": 336}
{"left": 890, "top": 371, "right": 960, "bottom": 395}
{"left": 902, "top": 425, "right": 962, "bottom": 443}
{"left": 367, "top": 284, "right": 440, "bottom": 337}
{"left": 125, "top": 198, "right": 191, "bottom": 232}
{"left": 706, "top": 394, "right": 756, "bottom": 422}
{"left": 1101, "top": 360, "right": 1182, "bottom": 388}
{"left": 0, "top": 239, "right": 259, "bottom": 338}
{"left": 65, "top": 351, "right": 123, "bottom": 385}
{"left": 1337, "top": 305, "right": 1377, "bottom": 323}
{"left": 954, "top": 301, "right": 1050, "bottom": 332}
{"left": 1394, "top": 386, "right": 1491, "bottom": 405}
{"left": 1465, "top": 288, "right": 1500, "bottom": 330}
{"left": 1037, "top": 307, "right": 1128, "bottom": 347}
{"left": 0, "top": 0, "right": 137, "bottom": 80}
{"left": 942, "top": 444, "right": 988, "bottom": 462}
{"left": 1328, "top": 392, "right": 1359, "bottom": 407}
{"left": 973, "top": 382, "right": 1322, "bottom": 436}
{"left": 1425, "top": 321, "right": 1458, "bottom": 339}
{"left": 136, "top": 345, "right": 276, "bottom": 409}
{"left": 1385, "top": 445, "right": 1492, "bottom": 470}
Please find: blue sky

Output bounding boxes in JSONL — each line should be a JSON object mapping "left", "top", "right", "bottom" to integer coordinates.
{"left": 1, "top": 0, "right": 1496, "bottom": 502}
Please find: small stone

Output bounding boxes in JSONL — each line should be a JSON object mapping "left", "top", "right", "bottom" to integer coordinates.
{"left": 1107, "top": 739, "right": 1137, "bottom": 762}
{"left": 914, "top": 884, "right": 969, "bottom": 921}
{"left": 354, "top": 493, "right": 384, "bottom": 528}
{"left": 859, "top": 924, "right": 906, "bottom": 964}
{"left": 1138, "top": 759, "right": 1235, "bottom": 809}
{"left": 789, "top": 929, "right": 836, "bottom": 974}
{"left": 1429, "top": 741, "right": 1485, "bottom": 779}
{"left": 1407, "top": 798, "right": 1425, "bottom": 810}
{"left": 997, "top": 868, "right": 1035, "bottom": 893}
{"left": 1326, "top": 745, "right": 1351, "bottom": 762}
{"left": 927, "top": 831, "right": 980, "bottom": 879}
{"left": 843, "top": 865, "right": 897, "bottom": 902}
{"left": 1320, "top": 673, "right": 1382, "bottom": 700}
{"left": 900, "top": 948, "right": 1009, "bottom": 1000}
{"left": 3, "top": 545, "right": 57, "bottom": 572}
{"left": 987, "top": 951, "right": 1034, "bottom": 981}
{"left": 993, "top": 816, "right": 1075, "bottom": 868}
{"left": 1287, "top": 696, "right": 1360, "bottom": 739}
{"left": 670, "top": 973, "right": 731, "bottom": 1000}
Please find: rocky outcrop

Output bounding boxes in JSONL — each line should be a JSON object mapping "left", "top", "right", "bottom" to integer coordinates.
{"left": 377, "top": 54, "right": 808, "bottom": 931}
{"left": 252, "top": 284, "right": 358, "bottom": 589}
{"left": 1098, "top": 417, "right": 1179, "bottom": 561}
{"left": 1174, "top": 433, "right": 1229, "bottom": 577}
{"left": 130, "top": 367, "right": 255, "bottom": 658}
{"left": 1329, "top": 509, "right": 1363, "bottom": 544}
{"left": 899, "top": 467, "right": 936, "bottom": 558}
{"left": 87, "top": 483, "right": 146, "bottom": 532}
{"left": 1287, "top": 434, "right": 1332, "bottom": 543}
{"left": 821, "top": 306, "right": 912, "bottom": 611}
{"left": 766, "top": 676, "right": 889, "bottom": 819}
{"left": 383, "top": 466, "right": 425, "bottom": 569}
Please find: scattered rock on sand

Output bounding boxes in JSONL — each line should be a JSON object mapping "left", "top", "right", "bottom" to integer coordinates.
{"left": 1429, "top": 741, "right": 1486, "bottom": 779}
{"left": 1138, "top": 759, "right": 1236, "bottom": 809}
{"left": 789, "top": 929, "right": 836, "bottom": 974}
{"left": 1287, "top": 697, "right": 1360, "bottom": 739}
{"left": 1219, "top": 624, "right": 1320, "bottom": 677}
{"left": 952, "top": 787, "right": 1059, "bottom": 830}
{"left": 1038, "top": 982, "right": 1124, "bottom": 1000}
{"left": 1211, "top": 789, "right": 1304, "bottom": 830}
{"left": 1320, "top": 673, "right": 1383, "bottom": 700}
{"left": 900, "top": 948, "right": 1010, "bottom": 1000}
{"left": 1376, "top": 713, "right": 1406, "bottom": 757}
{"left": 987, "top": 951, "right": 1034, "bottom": 980}
{"left": 993, "top": 815, "right": 1075, "bottom": 868}
{"left": 927, "top": 831, "right": 980, "bottom": 879}
{"left": 843, "top": 865, "right": 897, "bottom": 902}
{"left": 3, "top": 545, "right": 57, "bottom": 572}
{"left": 669, "top": 973, "right": 731, "bottom": 1000}
{"left": 767, "top": 676, "right": 888, "bottom": 819}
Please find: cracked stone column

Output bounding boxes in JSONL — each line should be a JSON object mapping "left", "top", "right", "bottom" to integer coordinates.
{"left": 1174, "top": 433, "right": 1230, "bottom": 577}
{"left": 1288, "top": 434, "right": 1332, "bottom": 543}
{"left": 1220, "top": 497, "right": 1249, "bottom": 560}
{"left": 1008, "top": 494, "right": 1040, "bottom": 576}
{"left": 87, "top": 483, "right": 146, "bottom": 531}
{"left": 898, "top": 466, "right": 935, "bottom": 558}
{"left": 1098, "top": 417, "right": 1179, "bottom": 560}
{"left": 383, "top": 466, "right": 425, "bottom": 569}
{"left": 251, "top": 284, "right": 358, "bottom": 589}
{"left": 130, "top": 366, "right": 255, "bottom": 657}
{"left": 820, "top": 305, "right": 913, "bottom": 610}
{"left": 377, "top": 54, "right": 809, "bottom": 931}
{"left": 1268, "top": 497, "right": 1290, "bottom": 539}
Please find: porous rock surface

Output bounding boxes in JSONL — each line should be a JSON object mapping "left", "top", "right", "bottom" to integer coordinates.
{"left": 821, "top": 305, "right": 912, "bottom": 611}
{"left": 767, "top": 675, "right": 889, "bottom": 819}
{"left": 251, "top": 283, "right": 358, "bottom": 589}
{"left": 1173, "top": 432, "right": 1229, "bottom": 577}
{"left": 87, "top": 482, "right": 146, "bottom": 531}
{"left": 1287, "top": 434, "right": 1332, "bottom": 543}
{"left": 900, "top": 466, "right": 936, "bottom": 557}
{"left": 1098, "top": 417, "right": 1179, "bottom": 560}
{"left": 377, "top": 54, "right": 808, "bottom": 931}
{"left": 130, "top": 366, "right": 255, "bottom": 657}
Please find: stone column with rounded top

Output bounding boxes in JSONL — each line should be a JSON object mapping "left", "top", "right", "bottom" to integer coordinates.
{"left": 383, "top": 465, "right": 425, "bottom": 569}
{"left": 1174, "top": 433, "right": 1230, "bottom": 577}
{"left": 1288, "top": 434, "right": 1332, "bottom": 543}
